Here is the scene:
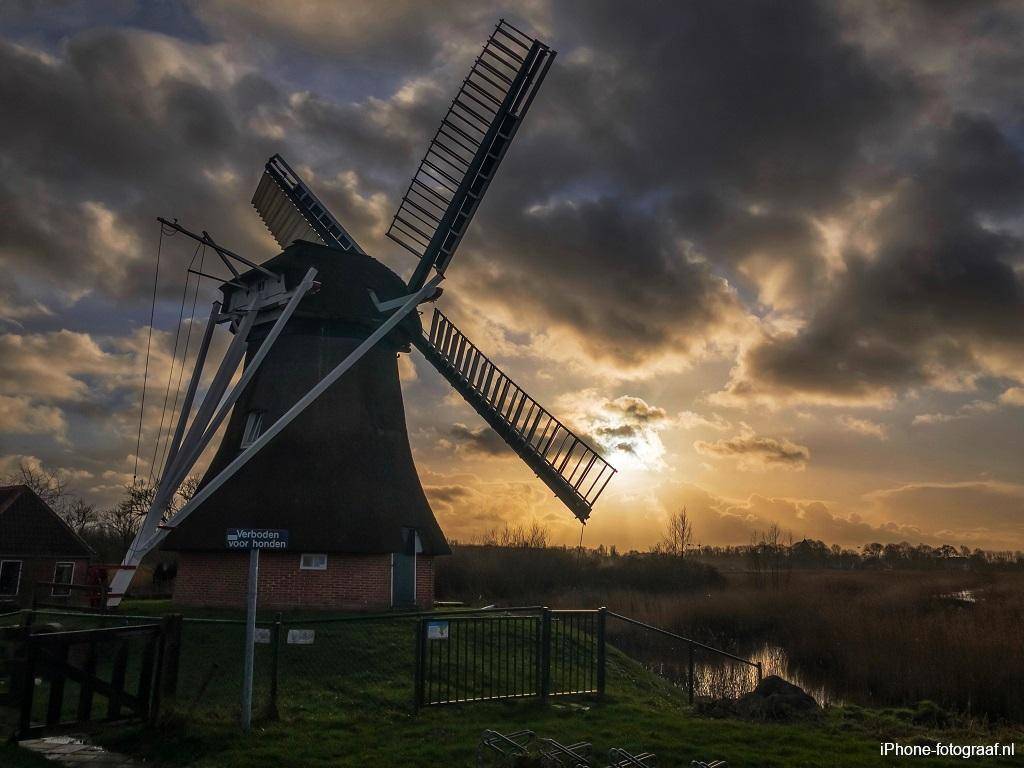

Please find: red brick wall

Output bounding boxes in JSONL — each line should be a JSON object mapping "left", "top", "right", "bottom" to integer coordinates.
{"left": 0, "top": 557, "right": 89, "bottom": 607}
{"left": 415, "top": 556, "right": 434, "bottom": 609}
{"left": 174, "top": 551, "right": 438, "bottom": 610}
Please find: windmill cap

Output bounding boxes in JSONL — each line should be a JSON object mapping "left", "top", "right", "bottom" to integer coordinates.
{"left": 222, "top": 240, "right": 423, "bottom": 339}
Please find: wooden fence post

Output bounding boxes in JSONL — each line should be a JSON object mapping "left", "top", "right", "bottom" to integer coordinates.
{"left": 162, "top": 614, "right": 182, "bottom": 703}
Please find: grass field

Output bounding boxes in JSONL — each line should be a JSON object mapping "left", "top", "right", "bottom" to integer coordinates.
{"left": 5, "top": 600, "right": 1019, "bottom": 768}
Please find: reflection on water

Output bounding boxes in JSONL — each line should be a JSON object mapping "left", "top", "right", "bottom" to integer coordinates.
{"left": 941, "top": 589, "right": 977, "bottom": 603}
{"left": 617, "top": 638, "right": 841, "bottom": 706}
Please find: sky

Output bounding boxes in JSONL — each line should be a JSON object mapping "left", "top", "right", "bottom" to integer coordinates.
{"left": 1, "top": 0, "right": 1023, "bottom": 552}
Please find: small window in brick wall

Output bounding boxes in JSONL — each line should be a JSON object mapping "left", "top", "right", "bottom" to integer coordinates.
{"left": 52, "top": 562, "right": 74, "bottom": 596}
{"left": 300, "top": 553, "right": 327, "bottom": 570}
{"left": 0, "top": 560, "right": 22, "bottom": 596}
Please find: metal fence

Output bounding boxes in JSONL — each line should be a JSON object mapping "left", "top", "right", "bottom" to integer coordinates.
{"left": 606, "top": 612, "right": 762, "bottom": 703}
{"left": 1, "top": 604, "right": 760, "bottom": 736}
{"left": 415, "top": 608, "right": 604, "bottom": 707}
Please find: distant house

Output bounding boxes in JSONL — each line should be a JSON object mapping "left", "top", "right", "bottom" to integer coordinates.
{"left": 0, "top": 485, "right": 94, "bottom": 608}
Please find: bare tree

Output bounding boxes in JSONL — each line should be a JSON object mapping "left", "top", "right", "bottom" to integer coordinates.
{"left": 63, "top": 498, "right": 97, "bottom": 534}
{"left": 749, "top": 522, "right": 793, "bottom": 589}
{"left": 99, "top": 480, "right": 154, "bottom": 554}
{"left": 4, "top": 460, "right": 69, "bottom": 512}
{"left": 661, "top": 506, "right": 693, "bottom": 556}
{"left": 177, "top": 473, "right": 203, "bottom": 504}
{"left": 480, "top": 521, "right": 550, "bottom": 548}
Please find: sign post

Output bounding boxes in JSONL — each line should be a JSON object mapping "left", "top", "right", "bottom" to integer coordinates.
{"left": 242, "top": 547, "right": 259, "bottom": 732}
{"left": 227, "top": 528, "right": 288, "bottom": 732}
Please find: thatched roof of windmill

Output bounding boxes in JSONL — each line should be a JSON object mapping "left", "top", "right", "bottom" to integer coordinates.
{"left": 162, "top": 242, "right": 449, "bottom": 557}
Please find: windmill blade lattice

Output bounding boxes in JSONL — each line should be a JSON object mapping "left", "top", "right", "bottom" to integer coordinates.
{"left": 414, "top": 310, "right": 615, "bottom": 523}
{"left": 388, "top": 19, "right": 555, "bottom": 290}
{"left": 253, "top": 154, "right": 367, "bottom": 254}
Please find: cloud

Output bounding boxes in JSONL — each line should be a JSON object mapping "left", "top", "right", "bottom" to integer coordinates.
{"left": 999, "top": 387, "right": 1024, "bottom": 407}
{"left": 0, "top": 329, "right": 137, "bottom": 401}
{"left": 913, "top": 399, "right": 998, "bottom": 426}
{"left": 864, "top": 480, "right": 1024, "bottom": 548}
{"left": 422, "top": 468, "right": 568, "bottom": 543}
{"left": 603, "top": 395, "right": 667, "bottom": 424}
{"left": 677, "top": 411, "right": 731, "bottom": 431}
{"left": 694, "top": 428, "right": 810, "bottom": 471}
{"left": 0, "top": 395, "right": 67, "bottom": 441}
{"left": 715, "top": 112, "right": 1024, "bottom": 409}
{"left": 442, "top": 423, "right": 509, "bottom": 457}
{"left": 659, "top": 483, "right": 924, "bottom": 548}
{"left": 557, "top": 391, "right": 673, "bottom": 470}
{"left": 837, "top": 415, "right": 888, "bottom": 440}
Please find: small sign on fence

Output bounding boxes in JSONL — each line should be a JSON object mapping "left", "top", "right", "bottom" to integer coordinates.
{"left": 254, "top": 627, "right": 271, "bottom": 644}
{"left": 287, "top": 629, "right": 315, "bottom": 645}
{"left": 427, "top": 620, "right": 449, "bottom": 640}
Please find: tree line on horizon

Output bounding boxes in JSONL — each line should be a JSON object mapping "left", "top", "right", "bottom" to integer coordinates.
{"left": 465, "top": 509, "right": 1024, "bottom": 573}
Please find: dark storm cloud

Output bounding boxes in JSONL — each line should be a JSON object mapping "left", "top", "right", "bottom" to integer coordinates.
{"left": 0, "top": 29, "right": 287, "bottom": 303}
{"left": 446, "top": 423, "right": 509, "bottom": 457}
{"left": 724, "top": 113, "right": 1024, "bottom": 404}
{"left": 442, "top": 0, "right": 920, "bottom": 367}
{"left": 3, "top": 0, "right": 1024, "bottom": 418}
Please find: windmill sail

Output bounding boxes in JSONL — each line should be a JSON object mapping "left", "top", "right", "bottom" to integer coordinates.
{"left": 388, "top": 20, "right": 555, "bottom": 290}
{"left": 252, "top": 154, "right": 367, "bottom": 254}
{"left": 414, "top": 310, "right": 615, "bottom": 523}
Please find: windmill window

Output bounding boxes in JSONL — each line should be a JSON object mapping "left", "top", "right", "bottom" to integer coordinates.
{"left": 0, "top": 560, "right": 22, "bottom": 597}
{"left": 51, "top": 562, "right": 74, "bottom": 596}
{"left": 300, "top": 553, "right": 327, "bottom": 571}
{"left": 240, "top": 411, "right": 264, "bottom": 449}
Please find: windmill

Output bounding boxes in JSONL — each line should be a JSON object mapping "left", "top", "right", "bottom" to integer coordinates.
{"left": 109, "top": 20, "right": 615, "bottom": 609}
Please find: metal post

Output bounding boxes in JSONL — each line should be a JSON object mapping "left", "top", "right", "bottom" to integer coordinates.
{"left": 241, "top": 548, "right": 259, "bottom": 732}
{"left": 596, "top": 607, "right": 607, "bottom": 699}
{"left": 687, "top": 643, "right": 695, "bottom": 705}
{"left": 268, "top": 612, "right": 282, "bottom": 720}
{"left": 539, "top": 608, "right": 551, "bottom": 702}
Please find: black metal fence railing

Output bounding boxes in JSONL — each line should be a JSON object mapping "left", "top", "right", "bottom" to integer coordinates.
{"left": 606, "top": 612, "right": 762, "bottom": 703}
{"left": 417, "top": 614, "right": 541, "bottom": 705}
{"left": 548, "top": 610, "right": 602, "bottom": 698}
{"left": 414, "top": 608, "right": 604, "bottom": 708}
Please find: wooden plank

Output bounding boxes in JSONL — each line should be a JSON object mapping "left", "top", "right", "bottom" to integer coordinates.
{"left": 35, "top": 651, "right": 141, "bottom": 713}
{"left": 76, "top": 639, "right": 97, "bottom": 721}
{"left": 45, "top": 644, "right": 68, "bottom": 726}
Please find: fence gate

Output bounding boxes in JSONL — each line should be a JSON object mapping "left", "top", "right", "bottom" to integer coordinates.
{"left": 15, "top": 616, "right": 182, "bottom": 739}
{"left": 415, "top": 609, "right": 605, "bottom": 707}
